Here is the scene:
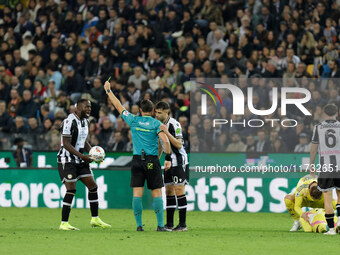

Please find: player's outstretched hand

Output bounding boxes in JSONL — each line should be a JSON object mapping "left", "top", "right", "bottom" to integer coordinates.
{"left": 104, "top": 81, "right": 110, "bottom": 91}
{"left": 82, "top": 155, "right": 94, "bottom": 163}
{"left": 164, "top": 160, "right": 171, "bottom": 171}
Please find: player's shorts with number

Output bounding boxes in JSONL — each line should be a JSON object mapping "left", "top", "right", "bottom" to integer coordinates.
{"left": 164, "top": 164, "right": 189, "bottom": 186}
{"left": 130, "top": 155, "right": 164, "bottom": 189}
{"left": 58, "top": 162, "right": 93, "bottom": 183}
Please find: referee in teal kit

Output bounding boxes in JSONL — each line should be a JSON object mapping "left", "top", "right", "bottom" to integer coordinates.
{"left": 104, "top": 80, "right": 172, "bottom": 232}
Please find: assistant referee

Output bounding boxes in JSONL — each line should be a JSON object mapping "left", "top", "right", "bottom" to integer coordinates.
{"left": 104, "top": 81, "right": 172, "bottom": 232}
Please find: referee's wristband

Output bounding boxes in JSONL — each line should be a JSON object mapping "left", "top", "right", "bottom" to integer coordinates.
{"left": 165, "top": 154, "right": 171, "bottom": 161}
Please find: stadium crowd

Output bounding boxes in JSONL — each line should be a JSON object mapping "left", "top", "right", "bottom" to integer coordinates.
{"left": 0, "top": 0, "right": 339, "bottom": 153}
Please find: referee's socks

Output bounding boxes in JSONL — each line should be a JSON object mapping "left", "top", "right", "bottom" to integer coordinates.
{"left": 133, "top": 197, "right": 143, "bottom": 227}
{"left": 153, "top": 197, "right": 164, "bottom": 227}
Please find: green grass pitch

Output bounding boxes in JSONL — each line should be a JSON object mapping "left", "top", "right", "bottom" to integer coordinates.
{"left": 0, "top": 207, "right": 338, "bottom": 255}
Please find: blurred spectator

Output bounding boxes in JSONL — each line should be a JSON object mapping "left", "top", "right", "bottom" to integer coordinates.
{"left": 246, "top": 135, "right": 256, "bottom": 152}
{"left": 63, "top": 65, "right": 85, "bottom": 103}
{"left": 127, "top": 82, "right": 140, "bottom": 105}
{"left": 39, "top": 104, "right": 54, "bottom": 123}
{"left": 294, "top": 133, "right": 312, "bottom": 153}
{"left": 85, "top": 48, "right": 100, "bottom": 84}
{"left": 226, "top": 133, "right": 246, "bottom": 152}
{"left": 125, "top": 130, "right": 133, "bottom": 152}
{"left": 13, "top": 49, "right": 27, "bottom": 67}
{"left": 255, "top": 130, "right": 272, "bottom": 153}
{"left": 0, "top": 65, "right": 11, "bottom": 86}
{"left": 55, "top": 92, "right": 70, "bottom": 114}
{"left": 90, "top": 78, "right": 105, "bottom": 103}
{"left": 98, "top": 117, "right": 114, "bottom": 151}
{"left": 328, "top": 60, "right": 340, "bottom": 78}
{"left": 7, "top": 89, "right": 22, "bottom": 118}
{"left": 111, "top": 131, "right": 126, "bottom": 151}
{"left": 27, "top": 117, "right": 42, "bottom": 148}
{"left": 36, "top": 118, "right": 54, "bottom": 150}
{"left": 272, "top": 137, "right": 287, "bottom": 153}
{"left": 13, "top": 116, "right": 28, "bottom": 135}
{"left": 0, "top": 80, "right": 10, "bottom": 104}
{"left": 33, "top": 80, "right": 47, "bottom": 104}
{"left": 214, "top": 133, "right": 228, "bottom": 152}
{"left": 20, "top": 32, "right": 36, "bottom": 61}
{"left": 279, "top": 123, "right": 298, "bottom": 151}
{"left": 0, "top": 100, "right": 12, "bottom": 133}
{"left": 46, "top": 64, "right": 62, "bottom": 91}
{"left": 16, "top": 90, "right": 39, "bottom": 118}
{"left": 128, "top": 66, "right": 147, "bottom": 89}
{"left": 13, "top": 137, "right": 32, "bottom": 168}
{"left": 209, "top": 30, "right": 227, "bottom": 60}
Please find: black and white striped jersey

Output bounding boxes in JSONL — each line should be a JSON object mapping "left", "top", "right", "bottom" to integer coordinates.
{"left": 161, "top": 117, "right": 189, "bottom": 167}
{"left": 57, "top": 113, "right": 89, "bottom": 164}
{"left": 312, "top": 119, "right": 340, "bottom": 168}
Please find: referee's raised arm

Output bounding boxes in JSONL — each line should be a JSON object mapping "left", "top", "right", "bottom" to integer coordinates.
{"left": 104, "top": 81, "right": 125, "bottom": 115}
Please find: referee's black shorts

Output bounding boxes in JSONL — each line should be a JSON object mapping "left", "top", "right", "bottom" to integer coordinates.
{"left": 130, "top": 155, "right": 164, "bottom": 190}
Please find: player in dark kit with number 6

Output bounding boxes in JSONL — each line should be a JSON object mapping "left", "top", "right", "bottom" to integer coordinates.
{"left": 57, "top": 99, "right": 111, "bottom": 230}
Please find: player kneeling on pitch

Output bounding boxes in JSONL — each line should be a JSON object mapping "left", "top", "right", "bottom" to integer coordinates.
{"left": 155, "top": 102, "right": 189, "bottom": 231}
{"left": 57, "top": 99, "right": 111, "bottom": 230}
{"left": 310, "top": 104, "right": 340, "bottom": 235}
{"left": 284, "top": 175, "right": 336, "bottom": 231}
{"left": 299, "top": 208, "right": 338, "bottom": 233}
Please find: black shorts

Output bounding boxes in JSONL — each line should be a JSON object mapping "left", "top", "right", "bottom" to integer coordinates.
{"left": 130, "top": 155, "right": 164, "bottom": 190}
{"left": 317, "top": 171, "right": 340, "bottom": 192}
{"left": 58, "top": 162, "right": 93, "bottom": 183}
{"left": 164, "top": 164, "right": 189, "bottom": 186}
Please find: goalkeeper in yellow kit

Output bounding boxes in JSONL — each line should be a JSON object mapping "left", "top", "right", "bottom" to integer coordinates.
{"left": 299, "top": 208, "right": 338, "bottom": 233}
{"left": 284, "top": 175, "right": 336, "bottom": 231}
